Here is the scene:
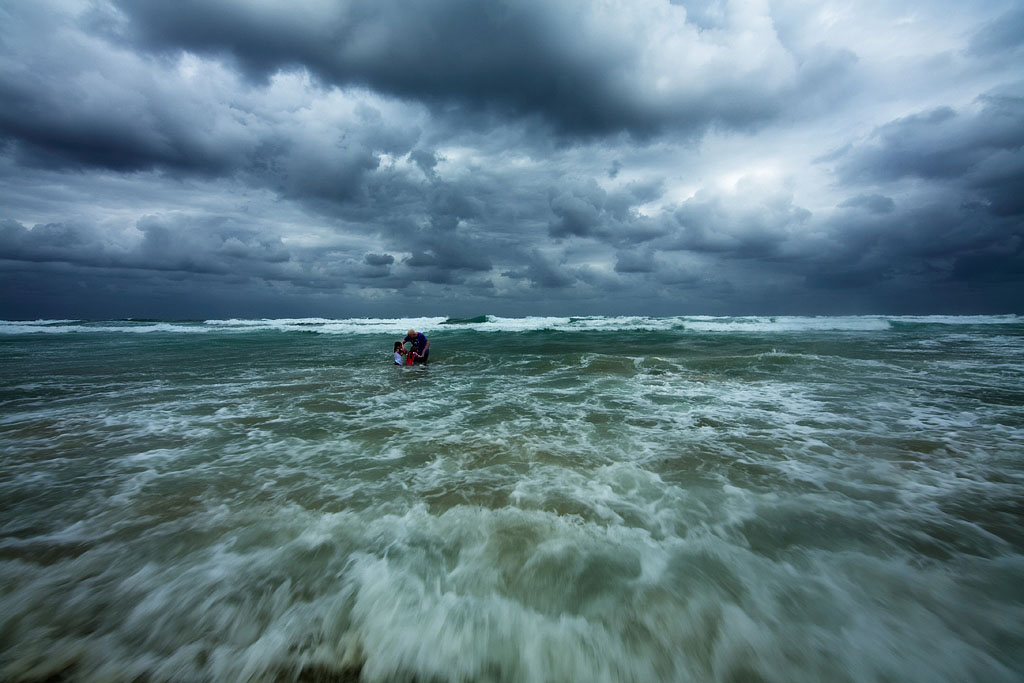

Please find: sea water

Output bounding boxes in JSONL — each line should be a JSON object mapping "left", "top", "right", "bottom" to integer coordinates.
{"left": 0, "top": 315, "right": 1022, "bottom": 682}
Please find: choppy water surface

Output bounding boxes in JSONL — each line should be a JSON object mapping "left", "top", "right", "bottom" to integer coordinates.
{"left": 1, "top": 315, "right": 1022, "bottom": 682}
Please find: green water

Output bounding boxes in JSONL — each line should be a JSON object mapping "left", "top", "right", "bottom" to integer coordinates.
{"left": 1, "top": 316, "right": 1022, "bottom": 682}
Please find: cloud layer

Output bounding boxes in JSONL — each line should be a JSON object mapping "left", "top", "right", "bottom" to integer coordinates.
{"left": 1, "top": 0, "right": 1021, "bottom": 318}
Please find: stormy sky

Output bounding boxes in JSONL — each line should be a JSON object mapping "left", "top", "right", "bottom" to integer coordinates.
{"left": 1, "top": 0, "right": 1022, "bottom": 319}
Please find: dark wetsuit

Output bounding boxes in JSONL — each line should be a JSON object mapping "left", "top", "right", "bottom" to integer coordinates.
{"left": 404, "top": 332, "right": 429, "bottom": 361}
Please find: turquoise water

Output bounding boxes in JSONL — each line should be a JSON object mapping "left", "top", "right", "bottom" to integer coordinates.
{"left": 1, "top": 315, "right": 1023, "bottom": 682}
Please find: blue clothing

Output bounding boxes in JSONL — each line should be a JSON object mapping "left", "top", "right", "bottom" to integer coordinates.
{"left": 404, "top": 332, "right": 429, "bottom": 359}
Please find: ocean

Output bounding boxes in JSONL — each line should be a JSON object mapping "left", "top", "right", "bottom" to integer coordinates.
{"left": 1, "top": 315, "right": 1022, "bottom": 682}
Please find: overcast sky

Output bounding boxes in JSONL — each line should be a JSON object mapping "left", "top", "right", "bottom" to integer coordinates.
{"left": 1, "top": 0, "right": 1022, "bottom": 319}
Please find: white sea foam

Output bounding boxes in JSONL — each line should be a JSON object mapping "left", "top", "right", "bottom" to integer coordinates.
{"left": 202, "top": 316, "right": 449, "bottom": 335}
{"left": 0, "top": 322, "right": 210, "bottom": 334}
{"left": 897, "top": 314, "right": 1022, "bottom": 325}
{"left": 1, "top": 314, "right": 1020, "bottom": 335}
{"left": 679, "top": 315, "right": 894, "bottom": 332}
{"left": 3, "top": 489, "right": 1019, "bottom": 683}
{"left": 0, "top": 318, "right": 82, "bottom": 326}
{"left": 2, "top": 316, "right": 1023, "bottom": 682}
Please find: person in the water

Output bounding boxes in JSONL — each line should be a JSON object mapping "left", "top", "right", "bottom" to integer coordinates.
{"left": 393, "top": 341, "right": 406, "bottom": 365}
{"left": 403, "top": 329, "right": 429, "bottom": 362}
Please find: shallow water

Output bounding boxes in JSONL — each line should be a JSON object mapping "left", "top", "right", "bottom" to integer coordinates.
{"left": 1, "top": 316, "right": 1023, "bottom": 682}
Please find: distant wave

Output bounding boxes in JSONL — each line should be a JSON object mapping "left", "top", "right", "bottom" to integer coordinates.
{"left": 441, "top": 315, "right": 491, "bottom": 324}
{"left": 0, "top": 320, "right": 210, "bottom": 334}
{"left": 892, "top": 315, "right": 1023, "bottom": 325}
{"left": 0, "top": 315, "right": 1019, "bottom": 335}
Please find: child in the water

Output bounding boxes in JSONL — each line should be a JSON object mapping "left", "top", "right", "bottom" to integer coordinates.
{"left": 393, "top": 341, "right": 406, "bottom": 365}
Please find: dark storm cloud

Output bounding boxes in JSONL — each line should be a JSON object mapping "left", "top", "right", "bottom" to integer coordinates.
{"left": 1, "top": 215, "right": 289, "bottom": 278}
{"left": 0, "top": 2, "right": 246, "bottom": 174}
{"left": 0, "top": 68, "right": 236, "bottom": 174}
{"left": 805, "top": 203, "right": 1023, "bottom": 292}
{"left": 788, "top": 183, "right": 1023, "bottom": 294}
{"left": 110, "top": 0, "right": 853, "bottom": 138}
{"left": 813, "top": 93, "right": 1024, "bottom": 296}
{"left": 426, "top": 184, "right": 484, "bottom": 232}
{"left": 0, "top": 57, "right": 410, "bottom": 212}
{"left": 667, "top": 189, "right": 812, "bottom": 259}
{"left": 836, "top": 95, "right": 1024, "bottom": 194}
{"left": 949, "top": 241, "right": 1024, "bottom": 283}
{"left": 363, "top": 253, "right": 394, "bottom": 267}
{"left": 968, "top": 6, "right": 1024, "bottom": 56}
{"left": 502, "top": 250, "right": 577, "bottom": 289}
{"left": 547, "top": 178, "right": 668, "bottom": 245}
{"left": 0, "top": 1, "right": 422, "bottom": 208}
{"left": 549, "top": 188, "right": 604, "bottom": 239}
{"left": 838, "top": 195, "right": 896, "bottom": 214}
{"left": 614, "top": 249, "right": 657, "bottom": 274}
{"left": 402, "top": 230, "right": 495, "bottom": 281}
{"left": 2, "top": 0, "right": 1022, "bottom": 318}
{"left": 409, "top": 150, "right": 439, "bottom": 180}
